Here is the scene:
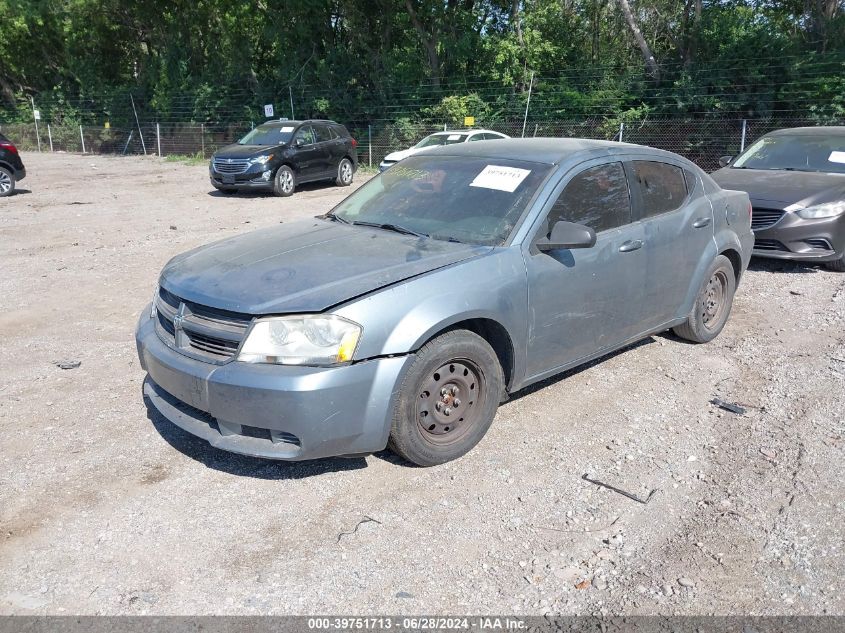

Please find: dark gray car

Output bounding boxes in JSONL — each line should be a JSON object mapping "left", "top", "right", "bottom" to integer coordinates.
{"left": 711, "top": 126, "right": 845, "bottom": 271}
{"left": 136, "top": 139, "right": 753, "bottom": 466}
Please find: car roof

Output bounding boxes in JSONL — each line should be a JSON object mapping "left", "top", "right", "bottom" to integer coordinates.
{"left": 429, "top": 129, "right": 503, "bottom": 135}
{"left": 258, "top": 119, "right": 339, "bottom": 127}
{"left": 420, "top": 137, "right": 669, "bottom": 165}
{"left": 766, "top": 126, "right": 845, "bottom": 137}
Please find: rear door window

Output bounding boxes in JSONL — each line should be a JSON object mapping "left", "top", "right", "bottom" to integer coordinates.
{"left": 546, "top": 162, "right": 632, "bottom": 233}
{"left": 313, "top": 124, "right": 332, "bottom": 143}
{"left": 294, "top": 126, "right": 316, "bottom": 146}
{"left": 632, "top": 161, "right": 688, "bottom": 218}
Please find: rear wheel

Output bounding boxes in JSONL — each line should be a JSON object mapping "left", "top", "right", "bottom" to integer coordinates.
{"left": 273, "top": 166, "right": 295, "bottom": 197}
{"left": 335, "top": 158, "right": 354, "bottom": 187}
{"left": 0, "top": 167, "right": 15, "bottom": 197}
{"left": 673, "top": 255, "right": 736, "bottom": 343}
{"left": 388, "top": 330, "right": 503, "bottom": 466}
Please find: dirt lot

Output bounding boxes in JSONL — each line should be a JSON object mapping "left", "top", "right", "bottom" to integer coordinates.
{"left": 0, "top": 152, "right": 843, "bottom": 616}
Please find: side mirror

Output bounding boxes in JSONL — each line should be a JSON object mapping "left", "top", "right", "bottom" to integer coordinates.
{"left": 718, "top": 155, "right": 734, "bottom": 168}
{"left": 536, "top": 221, "right": 596, "bottom": 252}
{"left": 295, "top": 137, "right": 305, "bottom": 147}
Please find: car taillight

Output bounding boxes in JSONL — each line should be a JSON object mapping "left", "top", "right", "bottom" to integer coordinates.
{"left": 350, "top": 138, "right": 358, "bottom": 148}
{"left": 0, "top": 141, "right": 17, "bottom": 155}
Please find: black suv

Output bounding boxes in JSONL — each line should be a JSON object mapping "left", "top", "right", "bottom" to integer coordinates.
{"left": 0, "top": 133, "right": 26, "bottom": 197}
{"left": 210, "top": 119, "right": 358, "bottom": 197}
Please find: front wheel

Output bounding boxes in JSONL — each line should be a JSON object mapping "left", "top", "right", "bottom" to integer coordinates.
{"left": 0, "top": 167, "right": 15, "bottom": 197}
{"left": 335, "top": 158, "right": 354, "bottom": 187}
{"left": 826, "top": 254, "right": 845, "bottom": 272}
{"left": 388, "top": 330, "right": 503, "bottom": 466}
{"left": 673, "top": 255, "right": 736, "bottom": 343}
{"left": 273, "top": 166, "right": 295, "bottom": 197}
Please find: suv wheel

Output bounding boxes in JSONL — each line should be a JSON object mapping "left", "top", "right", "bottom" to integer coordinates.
{"left": 826, "top": 254, "right": 845, "bottom": 272}
{"left": 0, "top": 167, "right": 15, "bottom": 197}
{"left": 335, "top": 158, "right": 354, "bottom": 187}
{"left": 274, "top": 166, "right": 295, "bottom": 197}
{"left": 388, "top": 330, "right": 503, "bottom": 466}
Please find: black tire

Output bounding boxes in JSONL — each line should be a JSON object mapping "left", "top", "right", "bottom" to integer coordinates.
{"left": 826, "top": 255, "right": 845, "bottom": 272}
{"left": 335, "top": 157, "right": 354, "bottom": 187}
{"left": 388, "top": 329, "right": 504, "bottom": 466}
{"left": 0, "top": 167, "right": 15, "bottom": 197}
{"left": 221, "top": 188, "right": 238, "bottom": 195}
{"left": 273, "top": 165, "right": 295, "bottom": 197}
{"left": 673, "top": 255, "right": 736, "bottom": 343}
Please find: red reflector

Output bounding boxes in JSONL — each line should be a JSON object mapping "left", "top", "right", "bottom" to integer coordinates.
{"left": 350, "top": 138, "right": 358, "bottom": 148}
{"left": 0, "top": 141, "right": 17, "bottom": 155}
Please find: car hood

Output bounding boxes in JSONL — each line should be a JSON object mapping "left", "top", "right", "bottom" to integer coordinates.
{"left": 213, "top": 144, "right": 284, "bottom": 159}
{"left": 160, "top": 220, "right": 491, "bottom": 314}
{"left": 711, "top": 167, "right": 845, "bottom": 208}
{"left": 383, "top": 146, "right": 433, "bottom": 162}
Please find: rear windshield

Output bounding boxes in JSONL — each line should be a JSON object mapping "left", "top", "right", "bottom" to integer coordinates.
{"left": 732, "top": 134, "right": 845, "bottom": 174}
{"left": 415, "top": 133, "right": 470, "bottom": 148}
{"left": 238, "top": 124, "right": 296, "bottom": 146}
{"left": 330, "top": 155, "right": 551, "bottom": 246}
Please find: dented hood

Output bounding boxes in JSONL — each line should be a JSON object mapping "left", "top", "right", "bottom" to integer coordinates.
{"left": 160, "top": 219, "right": 490, "bottom": 315}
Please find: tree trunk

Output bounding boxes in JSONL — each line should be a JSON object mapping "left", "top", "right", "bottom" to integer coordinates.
{"left": 617, "top": 0, "right": 660, "bottom": 79}
{"left": 511, "top": 0, "right": 527, "bottom": 91}
{"left": 404, "top": 0, "right": 441, "bottom": 90}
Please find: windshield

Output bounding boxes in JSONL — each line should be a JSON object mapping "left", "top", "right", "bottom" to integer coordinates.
{"left": 238, "top": 124, "right": 295, "bottom": 146}
{"left": 330, "top": 155, "right": 551, "bottom": 245}
{"left": 732, "top": 134, "right": 845, "bottom": 173}
{"left": 414, "top": 133, "right": 470, "bottom": 148}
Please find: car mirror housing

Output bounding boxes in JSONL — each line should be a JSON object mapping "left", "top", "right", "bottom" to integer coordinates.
{"left": 536, "top": 221, "right": 597, "bottom": 252}
{"left": 719, "top": 155, "right": 734, "bottom": 168}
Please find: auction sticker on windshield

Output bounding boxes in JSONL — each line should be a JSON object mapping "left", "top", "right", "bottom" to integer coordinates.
{"left": 470, "top": 165, "right": 531, "bottom": 192}
{"left": 829, "top": 151, "right": 845, "bottom": 164}
{"left": 281, "top": 126, "right": 295, "bottom": 133}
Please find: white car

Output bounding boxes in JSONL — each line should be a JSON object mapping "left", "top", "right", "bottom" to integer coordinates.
{"left": 378, "top": 129, "right": 510, "bottom": 171}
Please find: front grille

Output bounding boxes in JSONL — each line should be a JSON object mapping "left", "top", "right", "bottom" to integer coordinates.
{"left": 212, "top": 158, "right": 250, "bottom": 174}
{"left": 154, "top": 287, "right": 252, "bottom": 362}
{"left": 805, "top": 238, "right": 832, "bottom": 250}
{"left": 754, "top": 239, "right": 788, "bottom": 252}
{"left": 751, "top": 207, "right": 785, "bottom": 231}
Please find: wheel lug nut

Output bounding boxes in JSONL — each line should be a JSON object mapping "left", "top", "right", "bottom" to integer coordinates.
{"left": 440, "top": 387, "right": 448, "bottom": 396}
{"left": 453, "top": 398, "right": 461, "bottom": 407}
{"left": 435, "top": 402, "right": 442, "bottom": 411}
{"left": 444, "top": 407, "right": 452, "bottom": 416}
{"left": 450, "top": 386, "right": 458, "bottom": 395}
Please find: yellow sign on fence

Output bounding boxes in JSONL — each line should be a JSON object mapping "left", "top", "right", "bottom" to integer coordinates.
{"left": 104, "top": 121, "right": 110, "bottom": 129}
{"left": 464, "top": 116, "right": 475, "bottom": 126}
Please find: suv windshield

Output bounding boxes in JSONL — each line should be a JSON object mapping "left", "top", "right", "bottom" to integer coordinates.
{"left": 415, "top": 133, "right": 470, "bottom": 148}
{"left": 732, "top": 134, "right": 845, "bottom": 173}
{"left": 238, "top": 124, "right": 296, "bottom": 146}
{"left": 330, "top": 155, "right": 550, "bottom": 245}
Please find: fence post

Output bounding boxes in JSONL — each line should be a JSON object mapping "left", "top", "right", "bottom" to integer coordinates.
{"left": 521, "top": 71, "right": 535, "bottom": 138}
{"left": 130, "top": 93, "right": 147, "bottom": 155}
{"left": 48, "top": 124, "right": 54, "bottom": 152}
{"left": 79, "top": 125, "right": 86, "bottom": 153}
{"left": 740, "top": 119, "right": 747, "bottom": 153}
{"left": 30, "top": 96, "right": 42, "bottom": 152}
{"left": 201, "top": 123, "right": 205, "bottom": 157}
{"left": 368, "top": 125, "right": 372, "bottom": 168}
{"left": 618, "top": 122, "right": 624, "bottom": 142}
{"left": 156, "top": 123, "right": 161, "bottom": 156}
{"left": 533, "top": 123, "right": 538, "bottom": 138}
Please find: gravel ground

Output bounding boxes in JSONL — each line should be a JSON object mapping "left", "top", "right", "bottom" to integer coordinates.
{"left": 0, "top": 152, "right": 843, "bottom": 616}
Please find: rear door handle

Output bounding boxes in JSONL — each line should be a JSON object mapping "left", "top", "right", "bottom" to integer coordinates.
{"left": 618, "top": 239, "right": 643, "bottom": 252}
{"left": 692, "top": 217, "right": 712, "bottom": 228}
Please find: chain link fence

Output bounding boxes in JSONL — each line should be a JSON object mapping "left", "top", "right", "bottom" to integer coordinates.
{"left": 2, "top": 116, "right": 841, "bottom": 172}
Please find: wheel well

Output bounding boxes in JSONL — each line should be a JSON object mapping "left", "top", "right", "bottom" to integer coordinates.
{"left": 432, "top": 318, "right": 515, "bottom": 389}
{"left": 720, "top": 248, "right": 742, "bottom": 283}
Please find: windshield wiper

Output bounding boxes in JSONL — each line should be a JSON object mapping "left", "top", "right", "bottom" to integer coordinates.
{"left": 351, "top": 221, "right": 428, "bottom": 238}
{"left": 323, "top": 213, "right": 350, "bottom": 224}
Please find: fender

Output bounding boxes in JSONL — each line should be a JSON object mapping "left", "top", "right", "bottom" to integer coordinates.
{"left": 334, "top": 248, "right": 529, "bottom": 389}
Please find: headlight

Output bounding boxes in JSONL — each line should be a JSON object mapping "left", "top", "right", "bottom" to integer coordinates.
{"left": 249, "top": 154, "right": 273, "bottom": 165}
{"left": 238, "top": 315, "right": 362, "bottom": 366}
{"left": 796, "top": 201, "right": 845, "bottom": 219}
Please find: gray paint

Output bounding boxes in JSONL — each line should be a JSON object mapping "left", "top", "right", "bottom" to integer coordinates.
{"left": 137, "top": 138, "right": 753, "bottom": 460}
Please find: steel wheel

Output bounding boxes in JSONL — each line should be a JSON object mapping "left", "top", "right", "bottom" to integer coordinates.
{"left": 701, "top": 269, "right": 728, "bottom": 330}
{"left": 417, "top": 360, "right": 482, "bottom": 446}
{"left": 0, "top": 169, "right": 12, "bottom": 195}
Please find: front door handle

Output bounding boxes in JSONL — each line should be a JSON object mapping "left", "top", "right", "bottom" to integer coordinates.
{"left": 692, "top": 217, "right": 712, "bottom": 228}
{"left": 618, "top": 239, "right": 643, "bottom": 252}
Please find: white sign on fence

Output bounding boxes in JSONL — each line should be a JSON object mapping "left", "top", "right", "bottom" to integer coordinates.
{"left": 264, "top": 104, "right": 274, "bottom": 118}
{"left": 33, "top": 110, "right": 41, "bottom": 120}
